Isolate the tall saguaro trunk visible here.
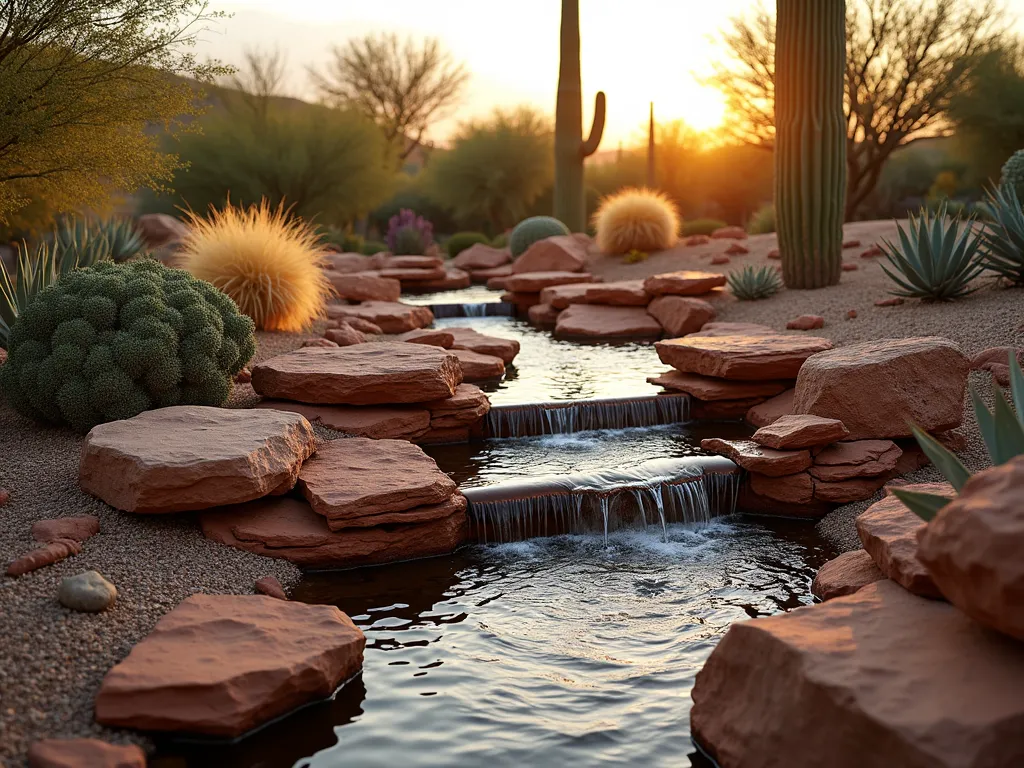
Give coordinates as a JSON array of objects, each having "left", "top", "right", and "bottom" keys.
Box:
[
  {"left": 554, "top": 0, "right": 606, "bottom": 233},
  {"left": 774, "top": 0, "right": 847, "bottom": 289},
  {"left": 647, "top": 102, "right": 655, "bottom": 188}
]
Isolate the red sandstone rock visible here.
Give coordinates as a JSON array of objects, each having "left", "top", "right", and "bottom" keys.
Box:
[
  {"left": 643, "top": 271, "right": 727, "bottom": 297},
  {"left": 343, "top": 317, "right": 384, "bottom": 335},
  {"left": 503, "top": 271, "right": 595, "bottom": 293},
  {"left": 746, "top": 388, "right": 796, "bottom": 427},
  {"left": 255, "top": 576, "right": 287, "bottom": 600},
  {"left": 7, "top": 538, "right": 82, "bottom": 577},
  {"left": 767, "top": 248, "right": 780, "bottom": 259},
  {"left": 201, "top": 495, "right": 467, "bottom": 569},
  {"left": 94, "top": 594, "right": 365, "bottom": 737},
  {"left": 79, "top": 407, "right": 316, "bottom": 514},
  {"left": 647, "top": 296, "right": 716, "bottom": 337},
  {"left": 381, "top": 254, "right": 443, "bottom": 270},
  {"left": 136, "top": 213, "right": 188, "bottom": 250},
  {"left": 724, "top": 243, "right": 749, "bottom": 255},
  {"left": 786, "top": 314, "right": 824, "bottom": 331},
  {"left": 453, "top": 348, "right": 506, "bottom": 380},
  {"left": 254, "top": 401, "right": 431, "bottom": 440},
  {"left": 752, "top": 414, "right": 849, "bottom": 449},
  {"left": 409, "top": 268, "right": 472, "bottom": 292},
  {"left": 690, "top": 579, "right": 1024, "bottom": 768},
  {"left": 447, "top": 327, "right": 520, "bottom": 364},
  {"left": 471, "top": 264, "right": 513, "bottom": 283},
  {"left": 326, "top": 301, "right": 433, "bottom": 334},
  {"left": 397, "top": 328, "right": 455, "bottom": 347},
  {"left": 379, "top": 266, "right": 447, "bottom": 283},
  {"left": 510, "top": 235, "right": 587, "bottom": 274},
  {"left": 252, "top": 343, "right": 462, "bottom": 405},
  {"left": 297, "top": 438, "right": 457, "bottom": 530},
  {"left": 711, "top": 226, "right": 747, "bottom": 240},
  {"left": 689, "top": 322, "right": 777, "bottom": 337},
  {"left": 701, "top": 438, "right": 812, "bottom": 477},
  {"left": 657, "top": 335, "right": 833, "bottom": 380},
  {"left": 0, "top": 488, "right": 9, "bottom": 507},
  {"left": 425, "top": 383, "right": 490, "bottom": 429},
  {"left": 31, "top": 516, "right": 100, "bottom": 544},
  {"left": 874, "top": 297, "right": 904, "bottom": 307},
  {"left": 580, "top": 280, "right": 651, "bottom": 306},
  {"left": 527, "top": 302, "right": 561, "bottom": 327},
  {"left": 692, "top": 397, "right": 768, "bottom": 420},
  {"left": 846, "top": 309, "right": 858, "bottom": 319},
  {"left": 27, "top": 738, "right": 145, "bottom": 768},
  {"left": 324, "top": 271, "right": 401, "bottom": 302},
  {"left": 323, "top": 251, "right": 374, "bottom": 273},
  {"left": 452, "top": 243, "right": 511, "bottom": 271},
  {"left": 749, "top": 471, "right": 814, "bottom": 505},
  {"left": 488, "top": 275, "right": 511, "bottom": 290},
  {"left": 794, "top": 337, "right": 969, "bottom": 440},
  {"left": 417, "top": 426, "right": 473, "bottom": 445},
  {"left": 499, "top": 291, "right": 542, "bottom": 312},
  {"left": 811, "top": 549, "right": 885, "bottom": 601},
  {"left": 842, "top": 262, "right": 858, "bottom": 272},
  {"left": 234, "top": 368, "right": 252, "bottom": 384},
  {"left": 813, "top": 474, "right": 892, "bottom": 503},
  {"left": 323, "top": 323, "right": 366, "bottom": 347},
  {"left": 842, "top": 239, "right": 861, "bottom": 248},
  {"left": 555, "top": 304, "right": 662, "bottom": 340},
  {"left": 737, "top": 483, "right": 833, "bottom": 519},
  {"left": 856, "top": 484, "right": 954, "bottom": 598},
  {"left": 809, "top": 440, "right": 902, "bottom": 481},
  {"left": 685, "top": 235, "right": 711, "bottom": 246},
  {"left": 710, "top": 254, "right": 731, "bottom": 265},
  {"left": 302, "top": 337, "right": 338, "bottom": 349},
  {"left": 971, "top": 347, "right": 1023, "bottom": 386},
  {"left": 859, "top": 244, "right": 884, "bottom": 258},
  {"left": 918, "top": 457, "right": 1024, "bottom": 640},
  {"left": 539, "top": 283, "right": 590, "bottom": 309},
  {"left": 647, "top": 371, "right": 790, "bottom": 401}
]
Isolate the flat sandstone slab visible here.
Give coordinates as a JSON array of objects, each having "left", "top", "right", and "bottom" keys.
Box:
[
  {"left": 656, "top": 335, "right": 833, "bottom": 381},
  {"left": 555, "top": 304, "right": 662, "bottom": 339},
  {"left": 94, "top": 594, "right": 365, "bottom": 738},
  {"left": 251, "top": 343, "right": 462, "bottom": 405},
  {"left": 503, "top": 271, "right": 595, "bottom": 293},
  {"left": 79, "top": 407, "right": 316, "bottom": 514},
  {"left": 648, "top": 370, "right": 791, "bottom": 402},
  {"left": 753, "top": 414, "right": 849, "bottom": 449},
  {"left": 326, "top": 301, "right": 433, "bottom": 334},
  {"left": 254, "top": 400, "right": 431, "bottom": 440},
  {"left": 643, "top": 271, "right": 727, "bottom": 296}
]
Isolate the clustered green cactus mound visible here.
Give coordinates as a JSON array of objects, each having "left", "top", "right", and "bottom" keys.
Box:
[
  {"left": 0, "top": 259, "right": 256, "bottom": 432},
  {"left": 509, "top": 216, "right": 571, "bottom": 257},
  {"left": 1000, "top": 149, "right": 1024, "bottom": 203}
]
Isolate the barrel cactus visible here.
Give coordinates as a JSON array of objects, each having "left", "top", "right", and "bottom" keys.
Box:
[
  {"left": 0, "top": 259, "right": 255, "bottom": 432},
  {"left": 509, "top": 216, "right": 571, "bottom": 257},
  {"left": 999, "top": 150, "right": 1024, "bottom": 203}
]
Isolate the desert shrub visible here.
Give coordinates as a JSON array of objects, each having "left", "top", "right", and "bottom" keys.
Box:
[
  {"left": 624, "top": 249, "right": 649, "bottom": 264},
  {"left": 447, "top": 232, "right": 490, "bottom": 258},
  {"left": 682, "top": 218, "right": 728, "bottom": 236},
  {"left": 1, "top": 242, "right": 68, "bottom": 348},
  {"left": 180, "top": 200, "right": 332, "bottom": 332},
  {"left": 593, "top": 188, "right": 679, "bottom": 255},
  {"left": 978, "top": 183, "right": 1024, "bottom": 285},
  {"left": 747, "top": 203, "right": 776, "bottom": 234},
  {"left": 1000, "top": 149, "right": 1024, "bottom": 202},
  {"left": 727, "top": 265, "right": 783, "bottom": 300},
  {"left": 386, "top": 209, "right": 434, "bottom": 256},
  {"left": 0, "top": 259, "right": 255, "bottom": 431},
  {"left": 509, "top": 216, "right": 571, "bottom": 257},
  {"left": 491, "top": 233, "right": 509, "bottom": 248},
  {"left": 879, "top": 203, "right": 985, "bottom": 300},
  {"left": 369, "top": 185, "right": 457, "bottom": 237},
  {"left": 361, "top": 240, "right": 388, "bottom": 256}
]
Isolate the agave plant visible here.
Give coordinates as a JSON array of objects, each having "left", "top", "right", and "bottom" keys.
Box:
[
  {"left": 727, "top": 264, "right": 783, "bottom": 301},
  {"left": 878, "top": 203, "right": 985, "bottom": 300},
  {"left": 0, "top": 241, "right": 70, "bottom": 348},
  {"left": 54, "top": 216, "right": 147, "bottom": 266},
  {"left": 977, "top": 184, "right": 1024, "bottom": 285},
  {"left": 893, "top": 351, "right": 1024, "bottom": 521}
]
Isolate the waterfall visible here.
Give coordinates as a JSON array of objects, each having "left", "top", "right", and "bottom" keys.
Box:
[
  {"left": 464, "top": 456, "right": 741, "bottom": 544},
  {"left": 483, "top": 394, "right": 691, "bottom": 438},
  {"left": 427, "top": 302, "right": 515, "bottom": 319}
]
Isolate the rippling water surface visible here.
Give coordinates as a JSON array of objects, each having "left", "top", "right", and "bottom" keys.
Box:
[{"left": 154, "top": 520, "right": 834, "bottom": 768}]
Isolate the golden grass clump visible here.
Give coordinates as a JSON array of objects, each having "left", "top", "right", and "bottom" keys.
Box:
[
  {"left": 593, "top": 187, "right": 680, "bottom": 255},
  {"left": 181, "top": 200, "right": 333, "bottom": 332}
]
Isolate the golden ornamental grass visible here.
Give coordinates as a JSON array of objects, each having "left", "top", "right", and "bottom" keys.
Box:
[
  {"left": 181, "top": 200, "right": 333, "bottom": 332},
  {"left": 593, "top": 187, "right": 680, "bottom": 255}
]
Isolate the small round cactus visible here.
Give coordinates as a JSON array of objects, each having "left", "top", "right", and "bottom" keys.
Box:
[
  {"left": 509, "top": 216, "right": 571, "bottom": 257},
  {"left": 1000, "top": 150, "right": 1024, "bottom": 202},
  {"left": 0, "top": 259, "right": 255, "bottom": 431}
]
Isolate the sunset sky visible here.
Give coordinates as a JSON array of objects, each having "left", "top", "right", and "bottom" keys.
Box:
[{"left": 195, "top": 1, "right": 1024, "bottom": 148}]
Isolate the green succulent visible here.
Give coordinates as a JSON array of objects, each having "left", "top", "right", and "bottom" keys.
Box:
[
  {"left": 0, "top": 259, "right": 255, "bottom": 432},
  {"left": 878, "top": 203, "right": 985, "bottom": 300},
  {"left": 999, "top": 149, "right": 1024, "bottom": 203},
  {"left": 727, "top": 264, "right": 783, "bottom": 300},
  {"left": 747, "top": 203, "right": 776, "bottom": 235},
  {"left": 55, "top": 216, "right": 147, "bottom": 266},
  {"left": 894, "top": 352, "right": 1024, "bottom": 521},
  {"left": 624, "top": 249, "right": 648, "bottom": 264},
  {"left": 491, "top": 232, "right": 509, "bottom": 249},
  {"left": 392, "top": 225, "right": 428, "bottom": 256},
  {"left": 509, "top": 216, "right": 570, "bottom": 257},
  {"left": 360, "top": 240, "right": 387, "bottom": 256},
  {"left": 978, "top": 184, "right": 1024, "bottom": 285},
  {"left": 1, "top": 241, "right": 69, "bottom": 348},
  {"left": 446, "top": 231, "right": 490, "bottom": 258}
]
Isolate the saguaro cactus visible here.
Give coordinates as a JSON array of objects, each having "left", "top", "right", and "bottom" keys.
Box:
[
  {"left": 774, "top": 0, "right": 847, "bottom": 289},
  {"left": 647, "top": 102, "right": 655, "bottom": 188},
  {"left": 554, "top": 0, "right": 605, "bottom": 233}
]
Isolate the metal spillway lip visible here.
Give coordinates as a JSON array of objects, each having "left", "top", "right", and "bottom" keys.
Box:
[
  {"left": 461, "top": 455, "right": 739, "bottom": 504},
  {"left": 482, "top": 393, "right": 692, "bottom": 438}
]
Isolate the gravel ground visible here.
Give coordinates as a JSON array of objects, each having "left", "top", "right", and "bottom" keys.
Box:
[{"left": 588, "top": 220, "right": 1023, "bottom": 550}]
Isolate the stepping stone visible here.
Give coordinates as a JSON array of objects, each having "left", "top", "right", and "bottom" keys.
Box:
[
  {"left": 32, "top": 516, "right": 100, "bottom": 544},
  {"left": 94, "top": 594, "right": 365, "bottom": 737},
  {"left": 811, "top": 549, "right": 885, "bottom": 601},
  {"left": 254, "top": 401, "right": 431, "bottom": 441},
  {"left": 752, "top": 414, "right": 849, "bottom": 449},
  {"left": 323, "top": 251, "right": 374, "bottom": 273},
  {"left": 701, "top": 438, "right": 812, "bottom": 477},
  {"left": 856, "top": 483, "right": 954, "bottom": 598},
  {"left": 690, "top": 580, "right": 1024, "bottom": 768},
  {"left": 539, "top": 283, "right": 592, "bottom": 309},
  {"left": 397, "top": 328, "right": 455, "bottom": 347},
  {"left": 555, "top": 305, "right": 662, "bottom": 340},
  {"left": 643, "top": 270, "right": 727, "bottom": 296},
  {"left": 251, "top": 343, "right": 462, "bottom": 405},
  {"left": 326, "top": 301, "right": 433, "bottom": 334},
  {"left": 649, "top": 371, "right": 790, "bottom": 401},
  {"left": 407, "top": 268, "right": 472, "bottom": 292},
  {"left": 657, "top": 335, "right": 833, "bottom": 381},
  {"left": 79, "top": 407, "right": 316, "bottom": 514},
  {"left": 528, "top": 302, "right": 561, "bottom": 327},
  {"left": 647, "top": 296, "right": 716, "bottom": 337},
  {"left": 380, "top": 254, "right": 443, "bottom": 270},
  {"left": 452, "top": 243, "right": 511, "bottom": 271},
  {"left": 541, "top": 280, "right": 649, "bottom": 308},
  {"left": 453, "top": 348, "right": 506, "bottom": 380},
  {"left": 499, "top": 291, "right": 542, "bottom": 312},
  {"left": 746, "top": 388, "right": 796, "bottom": 427},
  {"left": 447, "top": 327, "right": 520, "bottom": 364},
  {"left": 503, "top": 271, "right": 595, "bottom": 293},
  {"left": 323, "top": 272, "right": 400, "bottom": 302},
  {"left": 809, "top": 440, "right": 902, "bottom": 481},
  {"left": 379, "top": 266, "right": 446, "bottom": 282},
  {"left": 510, "top": 236, "right": 587, "bottom": 274},
  {"left": 201, "top": 495, "right": 468, "bottom": 569},
  {"left": 297, "top": 438, "right": 457, "bottom": 530},
  {"left": 794, "top": 337, "right": 969, "bottom": 440},
  {"left": 28, "top": 738, "right": 145, "bottom": 768},
  {"left": 425, "top": 383, "right": 491, "bottom": 429},
  {"left": 471, "top": 264, "right": 513, "bottom": 283}
]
